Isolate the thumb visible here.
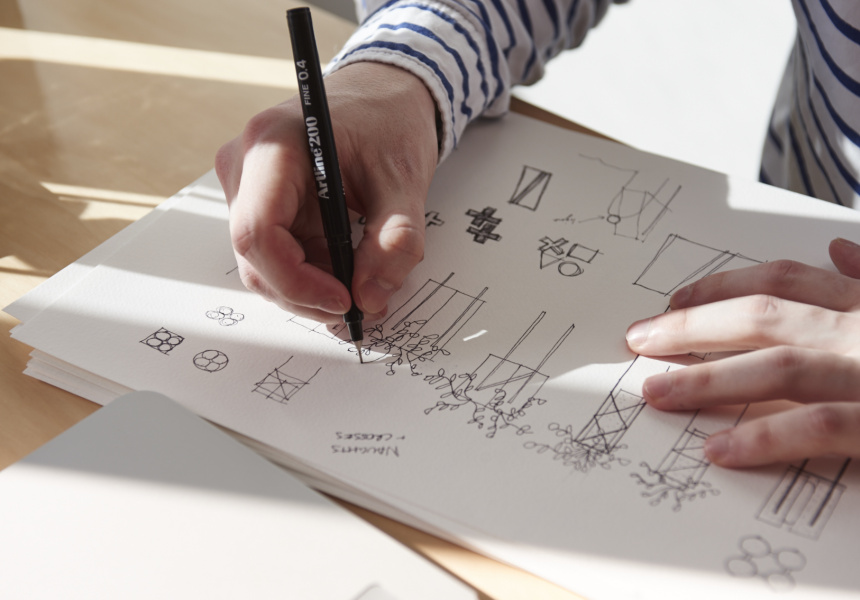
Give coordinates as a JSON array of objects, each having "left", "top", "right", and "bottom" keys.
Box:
[{"left": 830, "top": 237, "right": 860, "bottom": 279}]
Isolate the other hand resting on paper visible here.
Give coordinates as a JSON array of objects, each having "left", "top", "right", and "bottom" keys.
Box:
[
  {"left": 215, "top": 62, "right": 438, "bottom": 323},
  {"left": 626, "top": 237, "right": 860, "bottom": 468}
]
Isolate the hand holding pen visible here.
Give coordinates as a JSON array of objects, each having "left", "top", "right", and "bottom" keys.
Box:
[{"left": 214, "top": 24, "right": 439, "bottom": 340}]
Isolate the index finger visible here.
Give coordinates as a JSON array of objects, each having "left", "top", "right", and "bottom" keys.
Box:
[{"left": 670, "top": 259, "right": 860, "bottom": 312}]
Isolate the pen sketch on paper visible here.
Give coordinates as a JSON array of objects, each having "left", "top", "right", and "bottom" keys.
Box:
[
  {"left": 358, "top": 210, "right": 446, "bottom": 229},
  {"left": 577, "top": 155, "right": 679, "bottom": 242},
  {"left": 206, "top": 306, "right": 245, "bottom": 326},
  {"left": 287, "top": 315, "right": 350, "bottom": 343},
  {"left": 425, "top": 210, "right": 444, "bottom": 228},
  {"left": 757, "top": 458, "right": 851, "bottom": 540},
  {"left": 252, "top": 357, "right": 321, "bottom": 405},
  {"left": 425, "top": 311, "right": 574, "bottom": 439},
  {"left": 525, "top": 356, "right": 667, "bottom": 472},
  {"left": 193, "top": 349, "right": 229, "bottom": 373},
  {"left": 538, "top": 236, "right": 601, "bottom": 278},
  {"left": 509, "top": 165, "right": 552, "bottom": 211},
  {"left": 140, "top": 327, "right": 185, "bottom": 355},
  {"left": 634, "top": 234, "right": 762, "bottom": 296},
  {"left": 465, "top": 206, "right": 502, "bottom": 243},
  {"left": 724, "top": 535, "right": 806, "bottom": 592},
  {"left": 631, "top": 405, "right": 747, "bottom": 511},
  {"left": 364, "top": 273, "right": 487, "bottom": 375}
]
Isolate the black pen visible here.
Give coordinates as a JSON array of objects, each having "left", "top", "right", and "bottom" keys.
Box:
[{"left": 287, "top": 7, "right": 364, "bottom": 363}]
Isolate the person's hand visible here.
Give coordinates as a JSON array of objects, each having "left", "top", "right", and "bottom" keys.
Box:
[
  {"left": 626, "top": 237, "right": 860, "bottom": 468},
  {"left": 215, "top": 62, "right": 439, "bottom": 323}
]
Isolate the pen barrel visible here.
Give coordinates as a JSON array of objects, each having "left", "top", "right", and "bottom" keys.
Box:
[
  {"left": 288, "top": 8, "right": 363, "bottom": 339},
  {"left": 287, "top": 7, "right": 352, "bottom": 241},
  {"left": 328, "top": 238, "right": 364, "bottom": 340}
]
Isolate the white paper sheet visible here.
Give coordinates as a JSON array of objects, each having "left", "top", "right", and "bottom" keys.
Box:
[
  {"left": 0, "top": 391, "right": 475, "bottom": 600},
  {"left": 11, "top": 113, "right": 860, "bottom": 599}
]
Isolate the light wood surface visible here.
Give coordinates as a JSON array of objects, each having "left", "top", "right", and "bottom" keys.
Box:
[{"left": 0, "top": 2, "right": 593, "bottom": 598}]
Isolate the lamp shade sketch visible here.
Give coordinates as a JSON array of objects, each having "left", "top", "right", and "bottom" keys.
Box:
[
  {"left": 634, "top": 234, "right": 762, "bottom": 296},
  {"left": 366, "top": 273, "right": 487, "bottom": 373},
  {"left": 632, "top": 405, "right": 748, "bottom": 511},
  {"left": 425, "top": 312, "right": 574, "bottom": 439},
  {"left": 579, "top": 155, "right": 679, "bottom": 242}
]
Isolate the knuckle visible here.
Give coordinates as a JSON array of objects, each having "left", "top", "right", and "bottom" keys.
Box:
[
  {"left": 238, "top": 267, "right": 266, "bottom": 297},
  {"left": 770, "top": 345, "right": 804, "bottom": 374},
  {"left": 746, "top": 293, "right": 782, "bottom": 320},
  {"left": 242, "top": 107, "right": 282, "bottom": 147},
  {"left": 763, "top": 259, "right": 802, "bottom": 291},
  {"left": 381, "top": 222, "right": 425, "bottom": 264},
  {"left": 689, "top": 365, "right": 714, "bottom": 391},
  {"left": 805, "top": 404, "right": 845, "bottom": 441},
  {"left": 748, "top": 421, "right": 778, "bottom": 456},
  {"left": 214, "top": 140, "right": 236, "bottom": 184},
  {"left": 766, "top": 346, "right": 805, "bottom": 392},
  {"left": 230, "top": 221, "right": 261, "bottom": 259}
]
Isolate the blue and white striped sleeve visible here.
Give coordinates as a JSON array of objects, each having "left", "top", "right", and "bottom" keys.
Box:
[
  {"left": 327, "top": 0, "right": 627, "bottom": 162},
  {"left": 762, "top": 0, "right": 860, "bottom": 208}
]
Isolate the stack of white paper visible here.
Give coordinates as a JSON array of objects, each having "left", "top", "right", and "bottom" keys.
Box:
[
  {"left": 7, "top": 113, "right": 860, "bottom": 599},
  {"left": 0, "top": 390, "right": 476, "bottom": 599}
]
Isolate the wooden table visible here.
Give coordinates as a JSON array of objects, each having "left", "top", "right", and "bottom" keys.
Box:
[{"left": 0, "top": 2, "right": 599, "bottom": 597}]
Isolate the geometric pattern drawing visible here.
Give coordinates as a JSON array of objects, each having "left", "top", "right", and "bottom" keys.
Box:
[
  {"left": 538, "top": 237, "right": 599, "bottom": 277},
  {"left": 634, "top": 234, "right": 762, "bottom": 296},
  {"left": 287, "top": 315, "right": 348, "bottom": 341},
  {"left": 426, "top": 311, "right": 575, "bottom": 439},
  {"left": 757, "top": 457, "right": 851, "bottom": 540},
  {"left": 193, "top": 349, "right": 229, "bottom": 373},
  {"left": 140, "top": 327, "right": 185, "bottom": 355},
  {"left": 425, "top": 210, "right": 444, "bottom": 228},
  {"left": 580, "top": 155, "right": 679, "bottom": 242},
  {"left": 572, "top": 356, "right": 661, "bottom": 459},
  {"left": 458, "top": 311, "right": 574, "bottom": 414},
  {"left": 525, "top": 355, "right": 668, "bottom": 472},
  {"left": 632, "top": 404, "right": 748, "bottom": 511},
  {"left": 725, "top": 535, "right": 806, "bottom": 592},
  {"left": 367, "top": 273, "right": 487, "bottom": 373},
  {"left": 252, "top": 357, "right": 321, "bottom": 405},
  {"left": 509, "top": 165, "right": 551, "bottom": 211},
  {"left": 465, "top": 206, "right": 502, "bottom": 243},
  {"left": 206, "top": 306, "right": 245, "bottom": 326}
]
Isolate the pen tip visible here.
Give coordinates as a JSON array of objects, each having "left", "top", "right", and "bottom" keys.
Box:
[{"left": 354, "top": 341, "right": 364, "bottom": 364}]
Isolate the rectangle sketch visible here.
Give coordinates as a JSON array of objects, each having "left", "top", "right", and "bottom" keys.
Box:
[
  {"left": 509, "top": 165, "right": 552, "bottom": 211},
  {"left": 757, "top": 458, "right": 851, "bottom": 540},
  {"left": 634, "top": 234, "right": 762, "bottom": 296},
  {"left": 253, "top": 357, "right": 321, "bottom": 405}
]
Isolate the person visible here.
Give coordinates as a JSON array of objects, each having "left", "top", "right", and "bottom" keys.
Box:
[{"left": 215, "top": 0, "right": 860, "bottom": 468}]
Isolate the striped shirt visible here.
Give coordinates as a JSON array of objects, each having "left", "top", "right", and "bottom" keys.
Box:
[{"left": 329, "top": 0, "right": 860, "bottom": 208}]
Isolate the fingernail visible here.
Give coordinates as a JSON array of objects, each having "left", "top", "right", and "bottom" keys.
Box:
[
  {"left": 834, "top": 237, "right": 860, "bottom": 250},
  {"left": 671, "top": 285, "right": 692, "bottom": 308},
  {"left": 321, "top": 298, "right": 348, "bottom": 314},
  {"left": 625, "top": 318, "right": 652, "bottom": 350},
  {"left": 359, "top": 278, "right": 395, "bottom": 315},
  {"left": 642, "top": 373, "right": 671, "bottom": 404},
  {"left": 705, "top": 431, "right": 731, "bottom": 464}
]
